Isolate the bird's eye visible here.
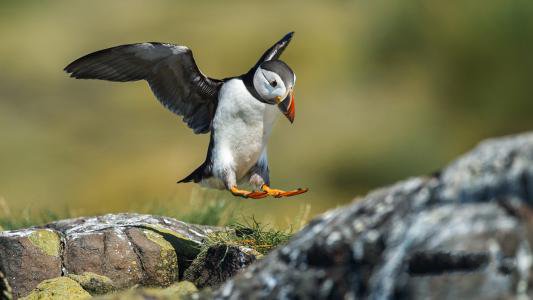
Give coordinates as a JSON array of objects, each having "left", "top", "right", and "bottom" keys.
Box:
[{"left": 270, "top": 80, "right": 277, "bottom": 87}]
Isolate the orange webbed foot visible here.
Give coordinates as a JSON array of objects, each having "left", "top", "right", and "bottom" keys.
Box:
[
  {"left": 261, "top": 185, "right": 308, "bottom": 198},
  {"left": 230, "top": 186, "right": 268, "bottom": 199}
]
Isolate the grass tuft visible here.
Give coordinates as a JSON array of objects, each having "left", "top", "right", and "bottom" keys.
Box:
[{"left": 205, "top": 216, "right": 292, "bottom": 255}]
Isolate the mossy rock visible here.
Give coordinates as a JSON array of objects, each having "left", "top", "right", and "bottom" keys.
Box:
[
  {"left": 20, "top": 277, "right": 91, "bottom": 300},
  {"left": 95, "top": 281, "right": 198, "bottom": 300},
  {"left": 28, "top": 229, "right": 60, "bottom": 257},
  {"left": 68, "top": 272, "right": 116, "bottom": 295},
  {"left": 142, "top": 229, "right": 179, "bottom": 285},
  {"left": 142, "top": 224, "right": 201, "bottom": 259}
]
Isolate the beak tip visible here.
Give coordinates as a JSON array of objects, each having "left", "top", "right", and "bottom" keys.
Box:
[{"left": 279, "top": 90, "right": 296, "bottom": 123}]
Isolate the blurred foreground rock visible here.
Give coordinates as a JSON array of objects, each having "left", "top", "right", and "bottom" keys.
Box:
[{"left": 210, "top": 132, "right": 533, "bottom": 299}]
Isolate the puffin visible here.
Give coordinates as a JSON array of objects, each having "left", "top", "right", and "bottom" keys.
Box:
[{"left": 64, "top": 32, "right": 307, "bottom": 199}]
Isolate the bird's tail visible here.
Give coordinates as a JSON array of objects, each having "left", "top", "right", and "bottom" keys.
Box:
[{"left": 177, "top": 164, "right": 206, "bottom": 184}]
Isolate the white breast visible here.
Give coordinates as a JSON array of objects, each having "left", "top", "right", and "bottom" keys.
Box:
[{"left": 209, "top": 78, "right": 278, "bottom": 185}]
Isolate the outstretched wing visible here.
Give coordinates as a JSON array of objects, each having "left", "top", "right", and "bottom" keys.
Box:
[
  {"left": 252, "top": 32, "right": 294, "bottom": 70},
  {"left": 64, "top": 42, "right": 222, "bottom": 134}
]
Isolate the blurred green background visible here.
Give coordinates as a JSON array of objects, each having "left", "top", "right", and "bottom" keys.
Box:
[{"left": 1, "top": 0, "right": 532, "bottom": 228}]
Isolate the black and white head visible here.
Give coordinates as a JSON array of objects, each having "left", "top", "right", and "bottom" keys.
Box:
[
  {"left": 253, "top": 60, "right": 295, "bottom": 105},
  {"left": 246, "top": 32, "right": 297, "bottom": 122}
]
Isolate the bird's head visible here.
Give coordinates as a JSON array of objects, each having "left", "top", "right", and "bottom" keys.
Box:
[{"left": 253, "top": 60, "right": 296, "bottom": 122}]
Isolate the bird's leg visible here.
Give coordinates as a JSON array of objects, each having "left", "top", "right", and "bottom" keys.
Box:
[
  {"left": 261, "top": 184, "right": 308, "bottom": 198},
  {"left": 222, "top": 163, "right": 267, "bottom": 199},
  {"left": 230, "top": 186, "right": 268, "bottom": 199}
]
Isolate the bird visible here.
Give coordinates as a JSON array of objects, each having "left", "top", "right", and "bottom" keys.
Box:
[{"left": 64, "top": 32, "right": 308, "bottom": 199}]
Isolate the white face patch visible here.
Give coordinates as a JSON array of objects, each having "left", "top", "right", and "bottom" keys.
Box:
[{"left": 253, "top": 67, "right": 288, "bottom": 102}]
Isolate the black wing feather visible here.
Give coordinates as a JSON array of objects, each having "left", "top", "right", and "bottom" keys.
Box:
[{"left": 64, "top": 42, "right": 222, "bottom": 134}]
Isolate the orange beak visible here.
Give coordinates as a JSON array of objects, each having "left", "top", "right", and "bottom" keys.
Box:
[{"left": 278, "top": 89, "right": 296, "bottom": 123}]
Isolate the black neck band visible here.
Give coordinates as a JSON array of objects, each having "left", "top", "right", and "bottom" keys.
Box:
[{"left": 241, "top": 70, "right": 270, "bottom": 104}]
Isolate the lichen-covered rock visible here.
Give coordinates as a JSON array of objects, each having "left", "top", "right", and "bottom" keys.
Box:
[
  {"left": 0, "top": 229, "right": 62, "bottom": 298},
  {"left": 141, "top": 224, "right": 202, "bottom": 259},
  {"left": 125, "top": 228, "right": 178, "bottom": 286},
  {"left": 50, "top": 213, "right": 214, "bottom": 274},
  {"left": 0, "top": 214, "right": 221, "bottom": 299},
  {"left": 209, "top": 132, "right": 533, "bottom": 299},
  {"left": 52, "top": 213, "right": 219, "bottom": 286},
  {"left": 47, "top": 213, "right": 214, "bottom": 258},
  {"left": 95, "top": 280, "right": 198, "bottom": 300},
  {"left": 184, "top": 244, "right": 258, "bottom": 288},
  {"left": 67, "top": 272, "right": 116, "bottom": 295},
  {"left": 20, "top": 277, "right": 90, "bottom": 300}
]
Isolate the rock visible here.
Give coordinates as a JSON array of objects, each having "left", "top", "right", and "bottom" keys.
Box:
[
  {"left": 125, "top": 228, "right": 178, "bottom": 286},
  {"left": 49, "top": 213, "right": 218, "bottom": 268},
  {"left": 67, "top": 272, "right": 116, "bottom": 295},
  {"left": 95, "top": 280, "right": 198, "bottom": 300},
  {"left": 20, "top": 277, "right": 90, "bottom": 300},
  {"left": 209, "top": 132, "right": 533, "bottom": 299},
  {"left": 0, "top": 213, "right": 220, "bottom": 299},
  {"left": 0, "top": 229, "right": 62, "bottom": 299},
  {"left": 184, "top": 244, "right": 258, "bottom": 288},
  {"left": 63, "top": 228, "right": 143, "bottom": 289}
]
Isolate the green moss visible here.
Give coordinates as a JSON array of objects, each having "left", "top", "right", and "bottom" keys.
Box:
[
  {"left": 67, "top": 272, "right": 115, "bottom": 295},
  {"left": 141, "top": 281, "right": 197, "bottom": 298},
  {"left": 142, "top": 224, "right": 200, "bottom": 258},
  {"left": 20, "top": 277, "right": 91, "bottom": 300},
  {"left": 143, "top": 229, "right": 174, "bottom": 253},
  {"left": 28, "top": 229, "right": 60, "bottom": 257},
  {"left": 95, "top": 281, "right": 197, "bottom": 300},
  {"left": 142, "top": 229, "right": 178, "bottom": 285},
  {"left": 143, "top": 224, "right": 187, "bottom": 241}
]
